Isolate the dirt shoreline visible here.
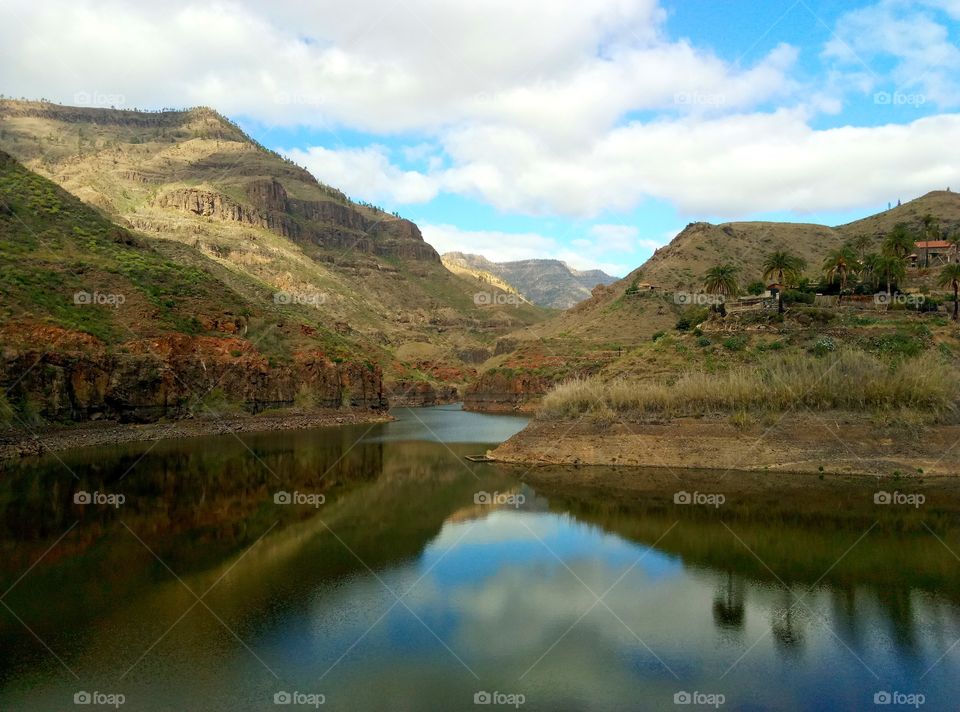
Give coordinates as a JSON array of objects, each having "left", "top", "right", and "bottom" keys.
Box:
[
  {"left": 489, "top": 414, "right": 960, "bottom": 477},
  {"left": 0, "top": 409, "right": 393, "bottom": 460}
]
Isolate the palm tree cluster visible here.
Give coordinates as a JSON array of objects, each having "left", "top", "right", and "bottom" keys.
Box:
[{"left": 699, "top": 217, "right": 960, "bottom": 320}]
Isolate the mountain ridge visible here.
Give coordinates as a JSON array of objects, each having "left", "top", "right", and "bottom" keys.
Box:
[
  {"left": 441, "top": 251, "right": 617, "bottom": 309},
  {"left": 0, "top": 99, "right": 549, "bottom": 402}
]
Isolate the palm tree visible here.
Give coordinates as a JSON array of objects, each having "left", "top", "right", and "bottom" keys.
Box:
[
  {"left": 822, "top": 247, "right": 859, "bottom": 305},
  {"left": 762, "top": 251, "right": 806, "bottom": 314},
  {"left": 883, "top": 223, "right": 915, "bottom": 261},
  {"left": 938, "top": 264, "right": 960, "bottom": 321},
  {"left": 920, "top": 214, "right": 941, "bottom": 268},
  {"left": 849, "top": 234, "right": 873, "bottom": 263},
  {"left": 869, "top": 253, "right": 906, "bottom": 297},
  {"left": 702, "top": 264, "right": 739, "bottom": 317}
]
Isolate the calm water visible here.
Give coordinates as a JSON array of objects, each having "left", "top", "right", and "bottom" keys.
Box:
[{"left": 1, "top": 405, "right": 959, "bottom": 711}]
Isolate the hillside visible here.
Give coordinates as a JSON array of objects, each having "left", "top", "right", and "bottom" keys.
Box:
[
  {"left": 442, "top": 252, "right": 617, "bottom": 308},
  {"left": 635, "top": 192, "right": 960, "bottom": 291},
  {"left": 0, "top": 150, "right": 385, "bottom": 424},
  {"left": 465, "top": 190, "right": 960, "bottom": 411},
  {"left": 0, "top": 100, "right": 548, "bottom": 401}
]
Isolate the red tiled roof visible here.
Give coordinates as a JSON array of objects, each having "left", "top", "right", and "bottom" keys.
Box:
[{"left": 915, "top": 240, "right": 952, "bottom": 249}]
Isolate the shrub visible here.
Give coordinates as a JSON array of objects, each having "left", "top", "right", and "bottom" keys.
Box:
[
  {"left": 696, "top": 336, "right": 712, "bottom": 347},
  {"left": 652, "top": 330, "right": 667, "bottom": 341},
  {"left": 812, "top": 337, "right": 836, "bottom": 357},
  {"left": 676, "top": 306, "right": 710, "bottom": 332},
  {"left": 782, "top": 289, "right": 815, "bottom": 305},
  {"left": 746, "top": 280, "right": 766, "bottom": 296},
  {"left": 862, "top": 332, "right": 925, "bottom": 359},
  {"left": 723, "top": 335, "right": 748, "bottom": 351}
]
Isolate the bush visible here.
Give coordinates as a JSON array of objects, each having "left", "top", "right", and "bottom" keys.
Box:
[
  {"left": 723, "top": 335, "right": 748, "bottom": 351},
  {"left": 652, "top": 330, "right": 667, "bottom": 341},
  {"left": 676, "top": 306, "right": 710, "bottom": 331},
  {"left": 812, "top": 337, "right": 836, "bottom": 357},
  {"left": 782, "top": 289, "right": 815, "bottom": 305},
  {"left": 862, "top": 332, "right": 926, "bottom": 359},
  {"left": 794, "top": 307, "right": 837, "bottom": 324},
  {"left": 696, "top": 336, "right": 712, "bottom": 347},
  {"left": 746, "top": 280, "right": 766, "bottom": 296}
]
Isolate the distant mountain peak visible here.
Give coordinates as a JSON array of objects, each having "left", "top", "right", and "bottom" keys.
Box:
[{"left": 441, "top": 252, "right": 617, "bottom": 309}]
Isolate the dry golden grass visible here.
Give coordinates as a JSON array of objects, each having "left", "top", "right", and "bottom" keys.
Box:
[{"left": 540, "top": 349, "right": 960, "bottom": 422}]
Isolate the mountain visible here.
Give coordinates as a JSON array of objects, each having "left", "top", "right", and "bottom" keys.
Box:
[
  {"left": 634, "top": 191, "right": 960, "bottom": 291},
  {"left": 464, "top": 189, "right": 960, "bottom": 411},
  {"left": 0, "top": 100, "right": 548, "bottom": 402},
  {"left": 0, "top": 149, "right": 385, "bottom": 423},
  {"left": 442, "top": 252, "right": 617, "bottom": 309}
]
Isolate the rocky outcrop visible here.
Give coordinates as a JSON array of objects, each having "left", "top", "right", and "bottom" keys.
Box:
[
  {"left": 0, "top": 335, "right": 386, "bottom": 424},
  {"left": 246, "top": 178, "right": 289, "bottom": 213},
  {"left": 463, "top": 371, "right": 557, "bottom": 413},
  {"left": 155, "top": 185, "right": 440, "bottom": 262},
  {"left": 385, "top": 380, "right": 459, "bottom": 407}
]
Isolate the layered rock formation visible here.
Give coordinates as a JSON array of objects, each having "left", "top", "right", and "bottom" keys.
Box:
[
  {"left": 1, "top": 335, "right": 385, "bottom": 423},
  {"left": 155, "top": 182, "right": 439, "bottom": 262}
]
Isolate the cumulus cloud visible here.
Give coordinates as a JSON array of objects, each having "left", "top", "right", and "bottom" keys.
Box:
[
  {"left": 284, "top": 145, "right": 440, "bottom": 204},
  {"left": 1, "top": 0, "right": 957, "bottom": 227},
  {"left": 824, "top": 0, "right": 960, "bottom": 107},
  {"left": 308, "top": 110, "right": 960, "bottom": 217}
]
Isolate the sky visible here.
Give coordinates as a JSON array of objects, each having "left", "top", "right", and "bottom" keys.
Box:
[{"left": 1, "top": 0, "right": 959, "bottom": 276}]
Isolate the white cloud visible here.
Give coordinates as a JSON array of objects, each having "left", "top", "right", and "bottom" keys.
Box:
[
  {"left": 1, "top": 0, "right": 957, "bottom": 229},
  {"left": 283, "top": 145, "right": 440, "bottom": 204},
  {"left": 337, "top": 109, "right": 960, "bottom": 217},
  {"left": 824, "top": 0, "right": 960, "bottom": 107},
  {"left": 0, "top": 0, "right": 796, "bottom": 134}
]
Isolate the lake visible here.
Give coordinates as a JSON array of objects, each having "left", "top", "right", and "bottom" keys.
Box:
[{"left": 1, "top": 405, "right": 958, "bottom": 711}]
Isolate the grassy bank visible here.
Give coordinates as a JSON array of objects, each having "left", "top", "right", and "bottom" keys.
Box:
[{"left": 540, "top": 349, "right": 960, "bottom": 423}]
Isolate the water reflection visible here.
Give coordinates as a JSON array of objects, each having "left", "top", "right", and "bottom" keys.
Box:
[{"left": 0, "top": 409, "right": 959, "bottom": 711}]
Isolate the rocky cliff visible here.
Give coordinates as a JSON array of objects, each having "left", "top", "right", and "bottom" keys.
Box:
[
  {"left": 1, "top": 335, "right": 385, "bottom": 423},
  {"left": 156, "top": 181, "right": 439, "bottom": 262}
]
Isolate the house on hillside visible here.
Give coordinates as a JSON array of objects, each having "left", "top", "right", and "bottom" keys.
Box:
[
  {"left": 624, "top": 282, "right": 660, "bottom": 296},
  {"left": 911, "top": 240, "right": 952, "bottom": 267}
]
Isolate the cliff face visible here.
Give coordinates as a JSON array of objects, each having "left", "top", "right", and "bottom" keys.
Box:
[
  {"left": 156, "top": 182, "right": 439, "bottom": 262},
  {"left": 463, "top": 371, "right": 556, "bottom": 413},
  {"left": 1, "top": 335, "right": 385, "bottom": 423}
]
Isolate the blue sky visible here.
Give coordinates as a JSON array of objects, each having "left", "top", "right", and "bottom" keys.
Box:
[{"left": 2, "top": 0, "right": 958, "bottom": 276}]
